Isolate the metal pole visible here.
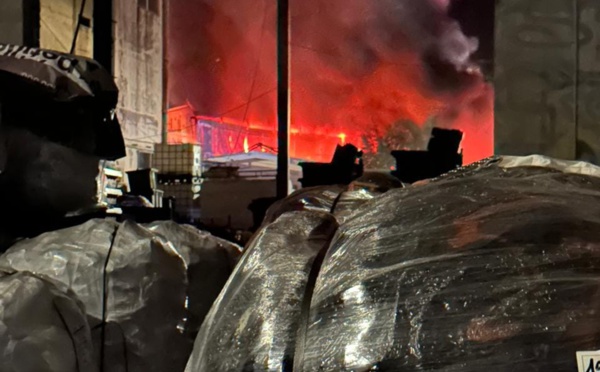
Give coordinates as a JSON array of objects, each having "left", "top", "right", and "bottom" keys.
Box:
[
  {"left": 162, "top": 0, "right": 169, "bottom": 144},
  {"left": 276, "top": 0, "right": 290, "bottom": 199},
  {"left": 574, "top": 0, "right": 580, "bottom": 159}
]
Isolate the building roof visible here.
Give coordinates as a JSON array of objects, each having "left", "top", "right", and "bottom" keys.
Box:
[
  {"left": 204, "top": 151, "right": 303, "bottom": 180},
  {"left": 168, "top": 100, "right": 196, "bottom": 113}
]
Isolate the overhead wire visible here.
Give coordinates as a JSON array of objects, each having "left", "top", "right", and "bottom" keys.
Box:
[
  {"left": 70, "top": 0, "right": 88, "bottom": 54},
  {"left": 124, "top": 2, "right": 345, "bottom": 149},
  {"left": 127, "top": 0, "right": 273, "bottom": 148},
  {"left": 124, "top": 87, "right": 277, "bottom": 142},
  {"left": 230, "top": 0, "right": 270, "bottom": 154}
]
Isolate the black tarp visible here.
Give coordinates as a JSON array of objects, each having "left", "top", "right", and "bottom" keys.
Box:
[{"left": 0, "top": 44, "right": 125, "bottom": 160}]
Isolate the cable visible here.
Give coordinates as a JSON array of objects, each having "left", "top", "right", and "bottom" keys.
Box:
[
  {"left": 125, "top": 87, "right": 277, "bottom": 142},
  {"left": 574, "top": 0, "right": 580, "bottom": 158},
  {"left": 70, "top": 0, "right": 88, "bottom": 54},
  {"left": 100, "top": 225, "right": 119, "bottom": 372}
]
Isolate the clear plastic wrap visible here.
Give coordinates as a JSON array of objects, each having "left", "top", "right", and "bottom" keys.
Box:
[
  {"left": 498, "top": 154, "right": 600, "bottom": 177},
  {"left": 261, "top": 172, "right": 403, "bottom": 230},
  {"left": 332, "top": 189, "right": 379, "bottom": 225},
  {"left": 0, "top": 219, "right": 190, "bottom": 372},
  {"left": 0, "top": 271, "right": 96, "bottom": 372},
  {"left": 348, "top": 171, "right": 405, "bottom": 193},
  {"left": 335, "top": 171, "right": 404, "bottom": 224},
  {"left": 145, "top": 221, "right": 242, "bottom": 335},
  {"left": 262, "top": 185, "right": 345, "bottom": 225},
  {"left": 297, "top": 156, "right": 600, "bottom": 371},
  {"left": 185, "top": 211, "right": 338, "bottom": 372}
]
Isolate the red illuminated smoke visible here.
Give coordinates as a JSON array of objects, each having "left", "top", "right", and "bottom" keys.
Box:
[{"left": 168, "top": 0, "right": 493, "bottom": 163}]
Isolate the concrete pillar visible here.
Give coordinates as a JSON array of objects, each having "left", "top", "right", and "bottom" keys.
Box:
[
  {"left": 0, "top": 0, "right": 39, "bottom": 46},
  {"left": 495, "top": 0, "right": 577, "bottom": 160},
  {"left": 495, "top": 0, "right": 600, "bottom": 163},
  {"left": 575, "top": 0, "right": 600, "bottom": 163}
]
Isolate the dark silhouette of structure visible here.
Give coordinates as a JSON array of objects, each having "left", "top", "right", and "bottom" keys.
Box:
[
  {"left": 299, "top": 144, "right": 364, "bottom": 188},
  {"left": 391, "top": 128, "right": 463, "bottom": 184}
]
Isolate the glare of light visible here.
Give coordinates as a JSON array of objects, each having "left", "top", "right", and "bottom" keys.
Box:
[{"left": 338, "top": 133, "right": 347, "bottom": 145}]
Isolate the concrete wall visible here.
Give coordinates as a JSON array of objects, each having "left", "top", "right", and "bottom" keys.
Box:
[
  {"left": 39, "top": 0, "right": 93, "bottom": 57},
  {"left": 576, "top": 0, "right": 600, "bottom": 162},
  {"left": 495, "top": 0, "right": 600, "bottom": 163},
  {"left": 114, "top": 0, "right": 164, "bottom": 171}
]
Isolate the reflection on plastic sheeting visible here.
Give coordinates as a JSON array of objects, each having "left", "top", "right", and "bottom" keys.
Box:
[
  {"left": 185, "top": 211, "right": 338, "bottom": 372},
  {"left": 0, "top": 272, "right": 96, "bottom": 372},
  {"left": 187, "top": 155, "right": 600, "bottom": 371},
  {"left": 0, "top": 219, "right": 241, "bottom": 372},
  {"left": 300, "top": 156, "right": 600, "bottom": 371}
]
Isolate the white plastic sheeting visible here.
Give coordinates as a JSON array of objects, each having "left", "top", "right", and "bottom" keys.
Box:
[
  {"left": 0, "top": 271, "right": 96, "bottom": 372},
  {"left": 146, "top": 221, "right": 242, "bottom": 337},
  {"left": 0, "top": 219, "right": 241, "bottom": 372}
]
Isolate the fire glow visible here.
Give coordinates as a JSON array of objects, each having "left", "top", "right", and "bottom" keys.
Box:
[{"left": 168, "top": 0, "right": 494, "bottom": 164}]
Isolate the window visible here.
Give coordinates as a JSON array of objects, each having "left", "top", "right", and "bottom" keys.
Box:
[
  {"left": 137, "top": 152, "right": 152, "bottom": 170},
  {"left": 148, "top": 0, "right": 159, "bottom": 15}
]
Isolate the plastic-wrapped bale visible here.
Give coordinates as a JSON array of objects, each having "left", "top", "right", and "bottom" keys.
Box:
[
  {"left": 0, "top": 271, "right": 96, "bottom": 372},
  {"left": 185, "top": 211, "right": 338, "bottom": 372},
  {"left": 297, "top": 155, "right": 600, "bottom": 371},
  {"left": 145, "top": 221, "right": 242, "bottom": 337},
  {"left": 348, "top": 171, "right": 405, "bottom": 193},
  {"left": 334, "top": 171, "right": 404, "bottom": 224},
  {"left": 0, "top": 219, "right": 189, "bottom": 372},
  {"left": 262, "top": 185, "right": 378, "bottom": 228},
  {"left": 332, "top": 189, "right": 379, "bottom": 225},
  {"left": 263, "top": 172, "right": 402, "bottom": 229},
  {"left": 262, "top": 185, "right": 345, "bottom": 225}
]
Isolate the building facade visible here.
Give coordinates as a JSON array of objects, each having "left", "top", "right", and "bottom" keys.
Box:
[
  {"left": 166, "top": 102, "right": 351, "bottom": 162},
  {"left": 113, "top": 0, "right": 164, "bottom": 171},
  {"left": 0, "top": 0, "right": 166, "bottom": 172}
]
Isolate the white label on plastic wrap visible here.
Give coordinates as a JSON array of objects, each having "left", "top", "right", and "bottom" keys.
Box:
[{"left": 576, "top": 351, "right": 600, "bottom": 372}]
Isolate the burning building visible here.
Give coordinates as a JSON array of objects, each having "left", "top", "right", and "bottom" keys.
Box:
[
  {"left": 166, "top": 101, "right": 359, "bottom": 161},
  {"left": 168, "top": 0, "right": 494, "bottom": 165}
]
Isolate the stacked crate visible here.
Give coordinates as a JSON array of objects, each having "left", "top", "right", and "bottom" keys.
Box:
[
  {"left": 154, "top": 144, "right": 202, "bottom": 222},
  {"left": 97, "top": 160, "right": 124, "bottom": 214}
]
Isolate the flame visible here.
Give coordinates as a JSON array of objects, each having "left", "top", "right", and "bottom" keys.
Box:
[
  {"left": 338, "top": 133, "right": 346, "bottom": 145},
  {"left": 243, "top": 136, "right": 249, "bottom": 153},
  {"left": 168, "top": 0, "right": 494, "bottom": 164}
]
